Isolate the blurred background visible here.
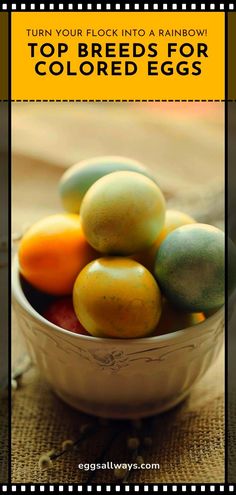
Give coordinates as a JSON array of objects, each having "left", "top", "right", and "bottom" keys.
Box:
[{"left": 12, "top": 102, "right": 224, "bottom": 233}]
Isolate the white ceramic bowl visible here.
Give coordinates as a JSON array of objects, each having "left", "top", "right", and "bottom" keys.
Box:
[{"left": 12, "top": 256, "right": 224, "bottom": 419}]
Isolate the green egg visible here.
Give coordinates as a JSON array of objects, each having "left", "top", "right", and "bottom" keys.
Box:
[
  {"left": 59, "top": 156, "right": 157, "bottom": 213},
  {"left": 154, "top": 223, "right": 225, "bottom": 313}
]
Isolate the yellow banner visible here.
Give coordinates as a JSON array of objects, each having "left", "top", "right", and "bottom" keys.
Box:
[{"left": 12, "top": 12, "right": 224, "bottom": 100}]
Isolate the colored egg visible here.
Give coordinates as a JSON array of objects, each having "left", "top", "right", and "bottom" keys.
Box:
[
  {"left": 43, "top": 297, "right": 89, "bottom": 335},
  {"left": 155, "top": 209, "right": 196, "bottom": 247},
  {"left": 80, "top": 171, "right": 166, "bottom": 255},
  {"left": 59, "top": 156, "right": 157, "bottom": 213},
  {"left": 153, "top": 299, "right": 205, "bottom": 336},
  {"left": 73, "top": 257, "right": 162, "bottom": 338},
  {"left": 131, "top": 209, "right": 196, "bottom": 272},
  {"left": 154, "top": 223, "right": 225, "bottom": 312},
  {"left": 19, "top": 213, "right": 98, "bottom": 295}
]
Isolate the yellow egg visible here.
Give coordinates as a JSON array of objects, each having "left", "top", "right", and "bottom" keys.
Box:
[
  {"left": 80, "top": 171, "right": 166, "bottom": 255},
  {"left": 131, "top": 209, "right": 196, "bottom": 272},
  {"left": 73, "top": 257, "right": 162, "bottom": 338}
]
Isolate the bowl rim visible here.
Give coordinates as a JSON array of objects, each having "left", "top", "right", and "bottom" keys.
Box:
[{"left": 12, "top": 254, "right": 224, "bottom": 346}]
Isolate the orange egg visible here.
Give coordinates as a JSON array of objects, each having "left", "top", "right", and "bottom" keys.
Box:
[
  {"left": 132, "top": 209, "right": 196, "bottom": 272},
  {"left": 19, "top": 213, "right": 97, "bottom": 295}
]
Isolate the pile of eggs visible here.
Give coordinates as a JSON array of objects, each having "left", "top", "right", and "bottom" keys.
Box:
[{"left": 18, "top": 156, "right": 226, "bottom": 339}]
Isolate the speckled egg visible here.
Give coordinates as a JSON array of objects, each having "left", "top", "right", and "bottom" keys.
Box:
[{"left": 154, "top": 223, "right": 225, "bottom": 312}]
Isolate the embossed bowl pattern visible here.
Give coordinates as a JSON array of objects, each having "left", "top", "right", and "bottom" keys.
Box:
[{"left": 12, "top": 256, "right": 224, "bottom": 419}]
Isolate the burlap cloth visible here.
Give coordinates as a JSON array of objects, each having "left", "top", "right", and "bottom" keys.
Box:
[
  {"left": 11, "top": 350, "right": 224, "bottom": 484},
  {"left": 12, "top": 102, "right": 225, "bottom": 483}
]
